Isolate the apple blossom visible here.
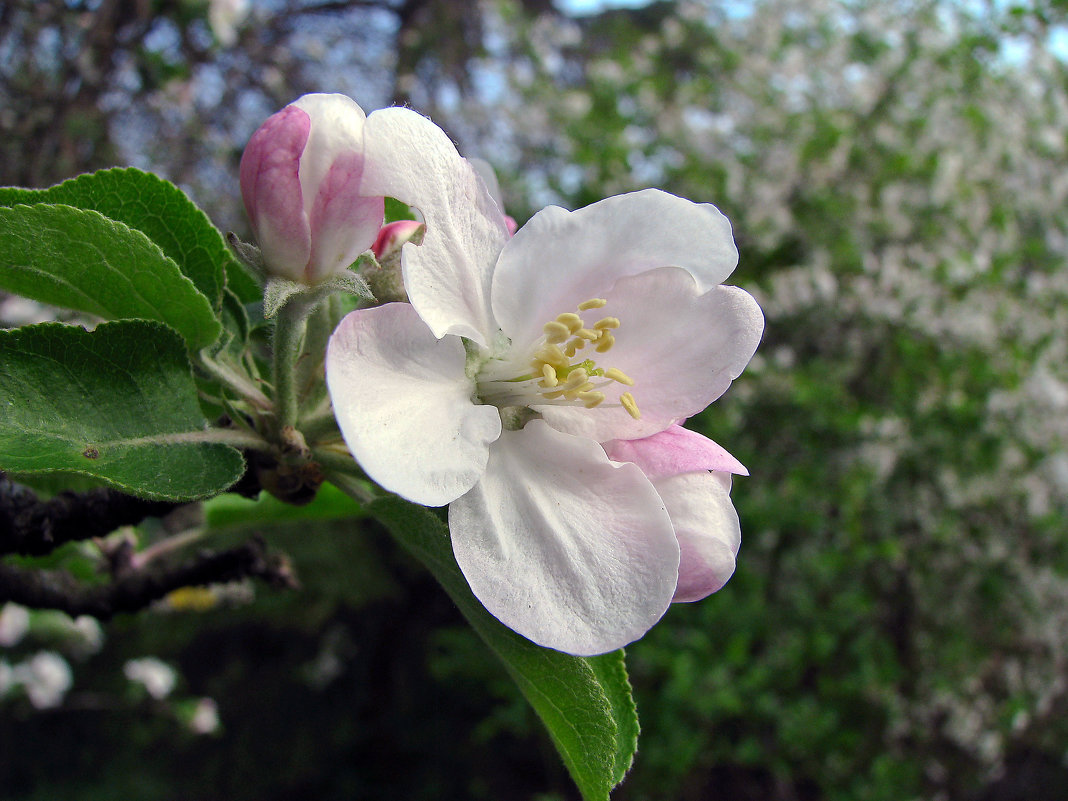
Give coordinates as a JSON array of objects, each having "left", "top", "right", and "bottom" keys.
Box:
[
  {"left": 327, "top": 176, "right": 763, "bottom": 655},
  {"left": 239, "top": 93, "right": 386, "bottom": 284}
]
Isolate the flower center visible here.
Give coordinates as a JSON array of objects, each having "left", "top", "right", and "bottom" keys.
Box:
[{"left": 474, "top": 297, "right": 641, "bottom": 422}]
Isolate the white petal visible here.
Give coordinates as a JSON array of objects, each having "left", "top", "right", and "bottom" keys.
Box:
[
  {"left": 651, "top": 471, "right": 740, "bottom": 603},
  {"left": 361, "top": 107, "right": 510, "bottom": 345},
  {"left": 325, "top": 303, "right": 501, "bottom": 506},
  {"left": 449, "top": 420, "right": 680, "bottom": 656},
  {"left": 491, "top": 189, "right": 738, "bottom": 347},
  {"left": 539, "top": 268, "right": 765, "bottom": 442},
  {"left": 292, "top": 94, "right": 367, "bottom": 217}
]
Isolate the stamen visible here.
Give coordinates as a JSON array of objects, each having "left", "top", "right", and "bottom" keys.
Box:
[
  {"left": 578, "top": 298, "right": 607, "bottom": 311},
  {"left": 620, "top": 392, "right": 641, "bottom": 419},
  {"left": 555, "top": 313, "right": 583, "bottom": 333},
  {"left": 532, "top": 344, "right": 569, "bottom": 370},
  {"left": 595, "top": 333, "right": 615, "bottom": 353},
  {"left": 576, "top": 328, "right": 601, "bottom": 341},
  {"left": 543, "top": 321, "right": 571, "bottom": 344},
  {"left": 578, "top": 390, "right": 606, "bottom": 408},
  {"left": 539, "top": 363, "right": 559, "bottom": 388},
  {"left": 593, "top": 317, "right": 620, "bottom": 330},
  {"left": 562, "top": 369, "right": 589, "bottom": 390},
  {"left": 603, "top": 367, "right": 634, "bottom": 386}
]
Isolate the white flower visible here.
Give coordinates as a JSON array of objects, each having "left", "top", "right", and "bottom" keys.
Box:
[
  {"left": 0, "top": 603, "right": 30, "bottom": 647},
  {"left": 13, "top": 652, "right": 72, "bottom": 709},
  {"left": 124, "top": 657, "right": 177, "bottom": 700},
  {"left": 326, "top": 122, "right": 762, "bottom": 654}
]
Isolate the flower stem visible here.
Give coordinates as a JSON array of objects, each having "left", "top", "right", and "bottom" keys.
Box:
[
  {"left": 325, "top": 471, "right": 377, "bottom": 504},
  {"left": 272, "top": 298, "right": 312, "bottom": 430},
  {"left": 197, "top": 352, "right": 272, "bottom": 410}
]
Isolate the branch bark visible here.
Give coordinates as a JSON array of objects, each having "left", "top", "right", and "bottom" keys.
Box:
[
  {"left": 0, "top": 474, "right": 180, "bottom": 557},
  {"left": 0, "top": 536, "right": 297, "bottom": 619}
]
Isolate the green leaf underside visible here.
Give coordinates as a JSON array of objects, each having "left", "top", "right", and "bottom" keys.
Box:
[
  {"left": 0, "top": 167, "right": 260, "bottom": 308},
  {"left": 0, "top": 203, "right": 221, "bottom": 349},
  {"left": 0, "top": 321, "right": 244, "bottom": 501},
  {"left": 368, "top": 496, "right": 638, "bottom": 801}
]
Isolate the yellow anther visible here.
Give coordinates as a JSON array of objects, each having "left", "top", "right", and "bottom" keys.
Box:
[
  {"left": 578, "top": 390, "right": 606, "bottom": 408},
  {"left": 595, "top": 333, "right": 616, "bottom": 353},
  {"left": 593, "top": 317, "right": 620, "bottom": 330},
  {"left": 564, "top": 340, "right": 578, "bottom": 357},
  {"left": 555, "top": 313, "right": 583, "bottom": 333},
  {"left": 564, "top": 382, "right": 596, "bottom": 401},
  {"left": 562, "top": 369, "right": 589, "bottom": 390},
  {"left": 578, "top": 298, "right": 607, "bottom": 311},
  {"left": 576, "top": 328, "right": 601, "bottom": 341},
  {"left": 539, "top": 363, "right": 559, "bottom": 388},
  {"left": 603, "top": 367, "right": 634, "bottom": 386},
  {"left": 543, "top": 390, "right": 565, "bottom": 400},
  {"left": 532, "top": 344, "right": 569, "bottom": 370},
  {"left": 620, "top": 392, "right": 641, "bottom": 420},
  {"left": 543, "top": 320, "right": 571, "bottom": 344}
]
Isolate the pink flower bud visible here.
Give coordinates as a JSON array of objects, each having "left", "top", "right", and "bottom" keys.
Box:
[
  {"left": 371, "top": 219, "right": 425, "bottom": 262},
  {"left": 240, "top": 94, "right": 386, "bottom": 284}
]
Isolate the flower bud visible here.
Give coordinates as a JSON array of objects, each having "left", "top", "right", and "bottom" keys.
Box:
[
  {"left": 371, "top": 219, "right": 425, "bottom": 263},
  {"left": 239, "top": 93, "right": 385, "bottom": 284}
]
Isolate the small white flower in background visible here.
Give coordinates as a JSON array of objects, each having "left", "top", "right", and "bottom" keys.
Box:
[
  {"left": 0, "top": 603, "right": 30, "bottom": 647},
  {"left": 189, "top": 698, "right": 221, "bottom": 735},
  {"left": 208, "top": 0, "right": 248, "bottom": 47},
  {"left": 124, "top": 657, "right": 177, "bottom": 700},
  {"left": 325, "top": 117, "right": 764, "bottom": 656},
  {"left": 13, "top": 652, "right": 73, "bottom": 709}
]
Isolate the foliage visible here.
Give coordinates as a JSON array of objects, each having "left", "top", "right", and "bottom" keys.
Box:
[{"left": 3, "top": 0, "right": 1068, "bottom": 799}]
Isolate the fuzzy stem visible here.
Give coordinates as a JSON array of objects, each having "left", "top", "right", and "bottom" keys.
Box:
[{"left": 272, "top": 299, "right": 312, "bottom": 430}]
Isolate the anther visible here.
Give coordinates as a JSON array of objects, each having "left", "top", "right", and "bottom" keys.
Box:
[
  {"left": 532, "top": 344, "right": 569, "bottom": 370},
  {"left": 578, "top": 298, "right": 607, "bottom": 311},
  {"left": 593, "top": 317, "right": 620, "bottom": 330},
  {"left": 595, "top": 333, "right": 616, "bottom": 353},
  {"left": 576, "top": 328, "right": 601, "bottom": 341},
  {"left": 578, "top": 390, "right": 606, "bottom": 408},
  {"left": 603, "top": 367, "right": 634, "bottom": 386},
  {"left": 555, "top": 313, "right": 583, "bottom": 333},
  {"left": 543, "top": 321, "right": 571, "bottom": 344},
  {"left": 539, "top": 364, "right": 559, "bottom": 387},
  {"left": 562, "top": 369, "right": 589, "bottom": 390},
  {"left": 620, "top": 392, "right": 641, "bottom": 419}
]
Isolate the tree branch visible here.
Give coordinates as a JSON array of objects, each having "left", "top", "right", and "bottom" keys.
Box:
[
  {"left": 0, "top": 536, "right": 297, "bottom": 619},
  {"left": 0, "top": 474, "right": 180, "bottom": 557}
]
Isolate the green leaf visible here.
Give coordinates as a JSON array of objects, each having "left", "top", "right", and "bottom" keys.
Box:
[
  {"left": 368, "top": 495, "right": 638, "bottom": 801},
  {"left": 0, "top": 168, "right": 245, "bottom": 308},
  {"left": 0, "top": 320, "right": 245, "bottom": 501},
  {"left": 0, "top": 203, "right": 221, "bottom": 349}
]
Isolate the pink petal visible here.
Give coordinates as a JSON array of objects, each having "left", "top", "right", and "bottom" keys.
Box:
[
  {"left": 603, "top": 425, "right": 748, "bottom": 478},
  {"left": 491, "top": 189, "right": 738, "bottom": 349},
  {"left": 651, "top": 471, "right": 740, "bottom": 602},
  {"left": 325, "top": 303, "right": 502, "bottom": 507},
  {"left": 239, "top": 104, "right": 312, "bottom": 279},
  {"left": 537, "top": 270, "right": 764, "bottom": 442},
  {"left": 306, "top": 151, "right": 385, "bottom": 283},
  {"left": 449, "top": 420, "right": 680, "bottom": 656}
]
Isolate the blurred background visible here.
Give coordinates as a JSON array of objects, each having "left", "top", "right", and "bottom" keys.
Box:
[{"left": 2, "top": 0, "right": 1068, "bottom": 798}]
